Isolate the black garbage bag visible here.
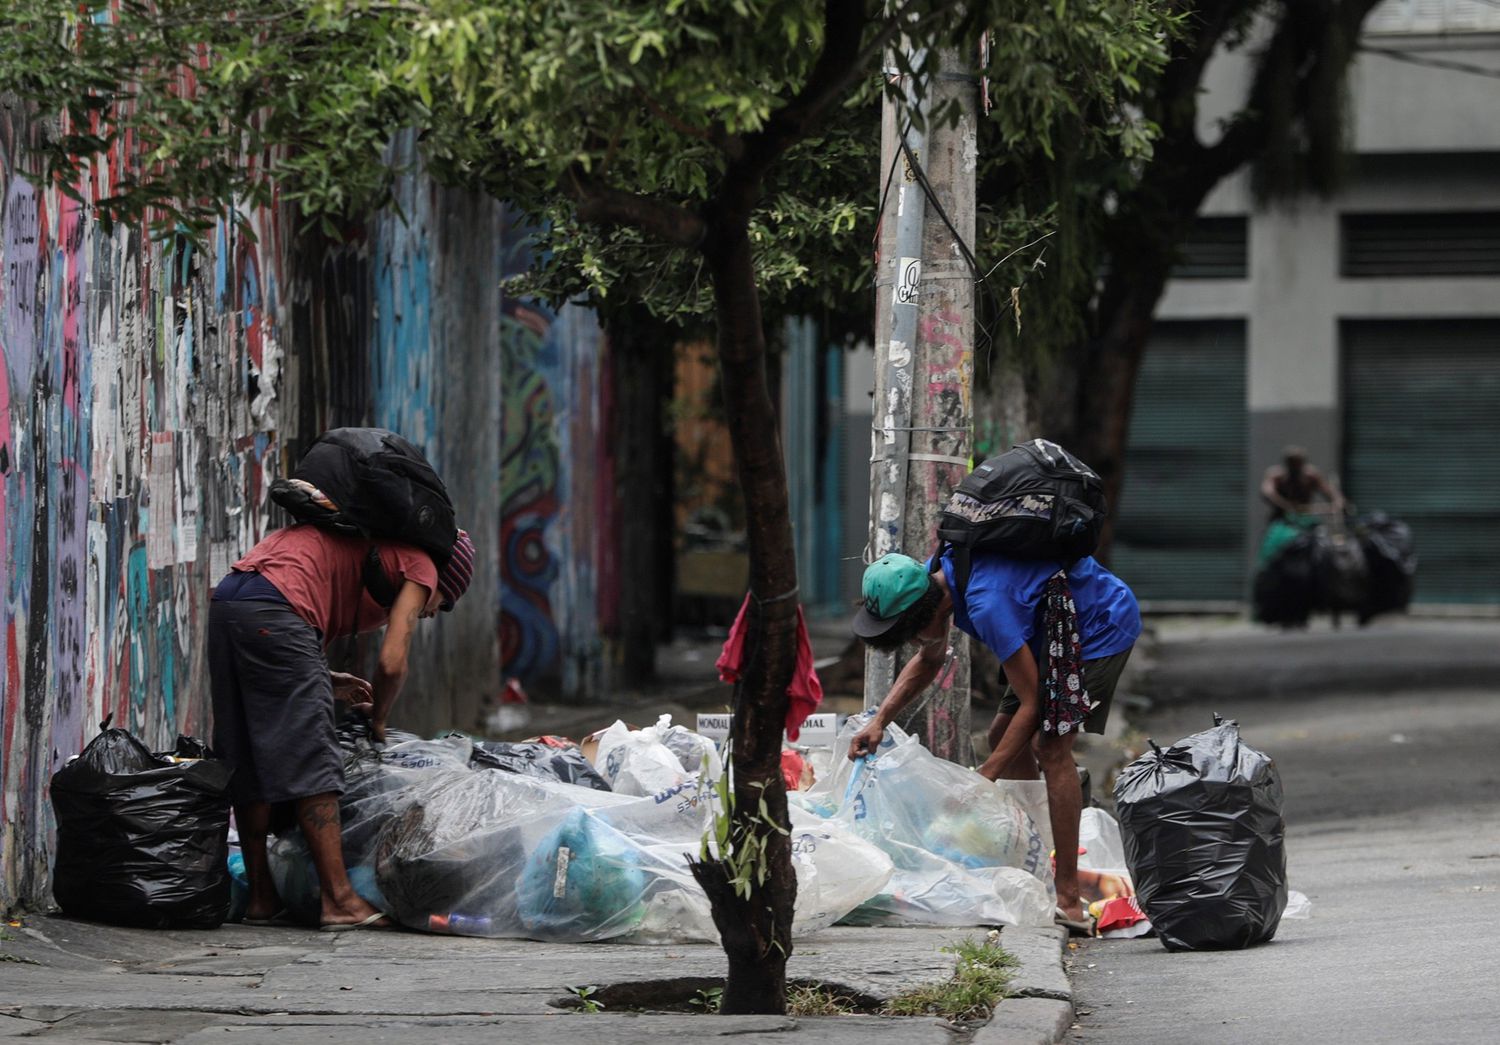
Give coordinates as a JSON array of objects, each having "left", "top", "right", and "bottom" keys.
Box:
[
  {"left": 1355, "top": 512, "right": 1416, "bottom": 622},
  {"left": 1113, "top": 716, "right": 1287, "bottom": 951},
  {"left": 51, "top": 723, "right": 233, "bottom": 929},
  {"left": 1253, "top": 531, "right": 1325, "bottom": 626},
  {"left": 471, "top": 740, "right": 612, "bottom": 792},
  {"left": 1317, "top": 531, "right": 1368, "bottom": 612}
]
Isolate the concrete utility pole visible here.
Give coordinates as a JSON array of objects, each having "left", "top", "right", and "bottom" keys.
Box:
[{"left": 866, "top": 46, "right": 976, "bottom": 764}]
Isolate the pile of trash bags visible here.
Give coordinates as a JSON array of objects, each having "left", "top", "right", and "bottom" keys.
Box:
[
  {"left": 1254, "top": 511, "right": 1416, "bottom": 627},
  {"left": 50, "top": 710, "right": 1060, "bottom": 942},
  {"left": 52, "top": 710, "right": 1321, "bottom": 951},
  {"left": 263, "top": 712, "right": 1057, "bottom": 942}
]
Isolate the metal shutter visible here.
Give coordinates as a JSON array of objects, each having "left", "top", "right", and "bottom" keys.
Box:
[
  {"left": 1112, "top": 321, "right": 1248, "bottom": 602},
  {"left": 1342, "top": 320, "right": 1500, "bottom": 604},
  {"left": 1172, "top": 217, "right": 1248, "bottom": 279},
  {"left": 1342, "top": 213, "right": 1500, "bottom": 277}
]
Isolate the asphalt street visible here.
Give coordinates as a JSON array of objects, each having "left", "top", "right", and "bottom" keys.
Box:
[{"left": 1068, "top": 619, "right": 1500, "bottom": 1045}]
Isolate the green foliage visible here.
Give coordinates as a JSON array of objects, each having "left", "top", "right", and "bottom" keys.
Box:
[
  {"left": 786, "top": 982, "right": 865, "bottom": 1016},
  {"left": 564, "top": 984, "right": 605, "bottom": 1013},
  {"left": 884, "top": 932, "right": 1018, "bottom": 1020},
  {"left": 0, "top": 0, "right": 1174, "bottom": 333},
  {"left": 699, "top": 752, "right": 789, "bottom": 902},
  {"left": 689, "top": 985, "right": 724, "bottom": 1012},
  {"left": 972, "top": 4, "right": 1182, "bottom": 369}
]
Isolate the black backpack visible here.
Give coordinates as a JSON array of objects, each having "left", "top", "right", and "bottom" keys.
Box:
[
  {"left": 270, "top": 428, "right": 457, "bottom": 606},
  {"left": 936, "top": 439, "right": 1107, "bottom": 593}
]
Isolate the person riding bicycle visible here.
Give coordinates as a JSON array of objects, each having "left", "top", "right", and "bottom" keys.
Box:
[{"left": 1260, "top": 445, "right": 1345, "bottom": 521}]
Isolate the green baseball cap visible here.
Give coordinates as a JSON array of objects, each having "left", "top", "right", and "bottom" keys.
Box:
[{"left": 853, "top": 554, "right": 931, "bottom": 639}]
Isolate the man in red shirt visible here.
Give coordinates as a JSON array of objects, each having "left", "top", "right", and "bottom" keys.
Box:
[{"left": 208, "top": 524, "right": 476, "bottom": 930}]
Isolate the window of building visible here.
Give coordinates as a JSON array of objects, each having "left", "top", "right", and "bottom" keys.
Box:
[
  {"left": 1365, "top": 0, "right": 1500, "bottom": 35},
  {"left": 1171, "top": 216, "right": 1248, "bottom": 279},
  {"left": 1341, "top": 212, "right": 1500, "bottom": 277}
]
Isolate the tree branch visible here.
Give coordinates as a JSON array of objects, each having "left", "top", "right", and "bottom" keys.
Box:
[
  {"left": 716, "top": 0, "right": 902, "bottom": 220},
  {"left": 634, "top": 87, "right": 715, "bottom": 144},
  {"left": 565, "top": 164, "right": 705, "bottom": 247},
  {"left": 1200, "top": 0, "right": 1384, "bottom": 184}
]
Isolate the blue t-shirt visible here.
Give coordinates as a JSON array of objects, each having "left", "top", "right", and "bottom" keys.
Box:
[{"left": 930, "top": 548, "right": 1140, "bottom": 664}]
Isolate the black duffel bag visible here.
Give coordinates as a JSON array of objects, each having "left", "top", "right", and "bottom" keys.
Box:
[
  {"left": 1114, "top": 715, "right": 1288, "bottom": 951},
  {"left": 51, "top": 722, "right": 232, "bottom": 929}
]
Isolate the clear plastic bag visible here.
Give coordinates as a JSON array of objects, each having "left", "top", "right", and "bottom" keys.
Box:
[
  {"left": 471, "top": 739, "right": 613, "bottom": 791},
  {"left": 802, "top": 716, "right": 1054, "bottom": 928},
  {"left": 270, "top": 724, "right": 890, "bottom": 942}
]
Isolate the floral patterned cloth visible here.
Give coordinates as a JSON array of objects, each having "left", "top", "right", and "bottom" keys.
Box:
[{"left": 1041, "top": 570, "right": 1090, "bottom": 735}]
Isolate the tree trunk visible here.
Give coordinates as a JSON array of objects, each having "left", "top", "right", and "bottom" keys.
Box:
[
  {"left": 609, "top": 304, "right": 676, "bottom": 686},
  {"left": 691, "top": 220, "right": 799, "bottom": 1015},
  {"left": 1067, "top": 246, "right": 1176, "bottom": 560}
]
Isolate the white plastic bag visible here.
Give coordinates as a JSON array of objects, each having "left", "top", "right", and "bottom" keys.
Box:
[
  {"left": 1283, "top": 889, "right": 1312, "bottom": 919},
  {"left": 1078, "top": 807, "right": 1130, "bottom": 875},
  {"left": 593, "top": 716, "right": 691, "bottom": 797},
  {"left": 787, "top": 807, "right": 894, "bottom": 934}
]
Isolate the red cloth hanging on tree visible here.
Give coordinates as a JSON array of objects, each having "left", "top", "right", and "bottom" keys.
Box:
[{"left": 715, "top": 593, "right": 823, "bottom": 740}]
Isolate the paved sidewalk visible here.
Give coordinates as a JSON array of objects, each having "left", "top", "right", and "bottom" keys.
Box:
[{"left": 1, "top": 915, "right": 1072, "bottom": 1043}]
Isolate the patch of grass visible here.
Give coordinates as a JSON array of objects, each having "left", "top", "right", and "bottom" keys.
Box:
[
  {"left": 883, "top": 933, "right": 1018, "bottom": 1021},
  {"left": 787, "top": 982, "right": 864, "bottom": 1016}
]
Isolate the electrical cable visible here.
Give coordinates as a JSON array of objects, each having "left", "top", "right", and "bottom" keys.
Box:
[{"left": 896, "top": 130, "right": 1007, "bottom": 367}]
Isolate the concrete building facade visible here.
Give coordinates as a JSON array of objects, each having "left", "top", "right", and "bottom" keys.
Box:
[{"left": 1121, "top": 0, "right": 1500, "bottom": 607}]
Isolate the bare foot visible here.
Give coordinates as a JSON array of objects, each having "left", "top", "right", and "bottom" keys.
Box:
[{"left": 244, "top": 888, "right": 286, "bottom": 923}]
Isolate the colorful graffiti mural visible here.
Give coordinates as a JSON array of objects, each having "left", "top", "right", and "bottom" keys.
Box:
[
  {"left": 0, "top": 117, "right": 504, "bottom": 913},
  {"left": 499, "top": 219, "right": 613, "bottom": 699}
]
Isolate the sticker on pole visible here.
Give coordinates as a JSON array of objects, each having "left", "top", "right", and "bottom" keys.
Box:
[{"left": 895, "top": 257, "right": 921, "bottom": 305}]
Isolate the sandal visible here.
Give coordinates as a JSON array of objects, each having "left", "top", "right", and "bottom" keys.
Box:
[{"left": 319, "top": 912, "right": 393, "bottom": 933}]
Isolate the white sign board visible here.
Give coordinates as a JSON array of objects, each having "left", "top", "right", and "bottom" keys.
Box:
[
  {"left": 695, "top": 712, "right": 841, "bottom": 748},
  {"left": 696, "top": 713, "right": 733, "bottom": 741}
]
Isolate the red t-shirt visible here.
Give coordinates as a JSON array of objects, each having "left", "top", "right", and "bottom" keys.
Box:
[{"left": 233, "top": 525, "right": 439, "bottom": 642}]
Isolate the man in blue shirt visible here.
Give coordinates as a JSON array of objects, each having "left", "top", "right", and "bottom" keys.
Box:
[{"left": 848, "top": 549, "right": 1141, "bottom": 932}]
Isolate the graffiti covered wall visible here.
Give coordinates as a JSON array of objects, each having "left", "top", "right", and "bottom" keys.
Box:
[
  {"left": 363, "top": 136, "right": 503, "bottom": 733},
  {"left": 0, "top": 118, "right": 503, "bottom": 912},
  {"left": 499, "top": 215, "right": 615, "bottom": 699},
  {"left": 0, "top": 111, "right": 287, "bottom": 910}
]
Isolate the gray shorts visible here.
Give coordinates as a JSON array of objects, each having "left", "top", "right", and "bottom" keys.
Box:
[
  {"left": 998, "top": 646, "right": 1134, "bottom": 736},
  {"left": 208, "top": 599, "right": 343, "bottom": 805}
]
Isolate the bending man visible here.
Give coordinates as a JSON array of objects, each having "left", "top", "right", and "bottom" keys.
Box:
[
  {"left": 848, "top": 548, "right": 1139, "bottom": 933},
  {"left": 209, "top": 524, "right": 475, "bottom": 930}
]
